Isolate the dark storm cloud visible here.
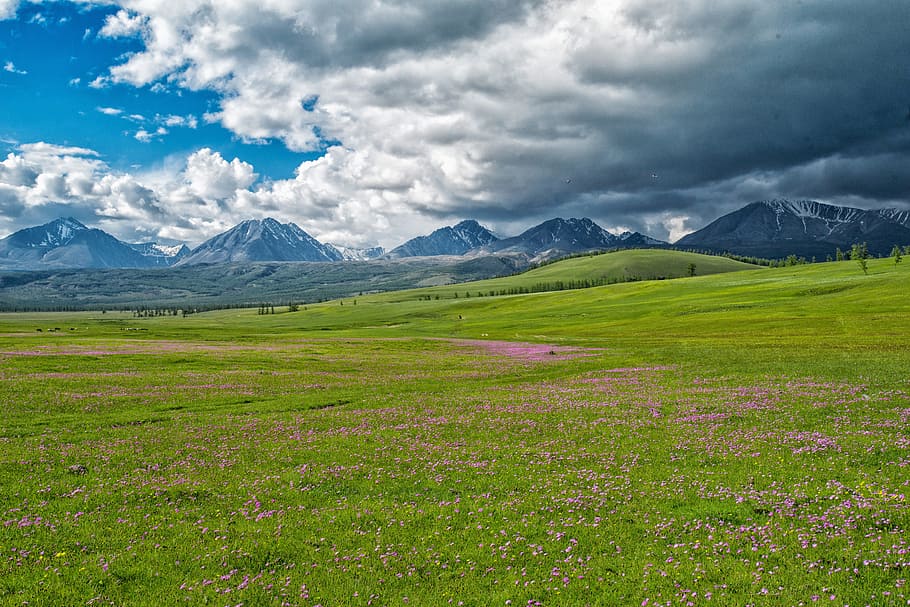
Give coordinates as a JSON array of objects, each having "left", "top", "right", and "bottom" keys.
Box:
[
  {"left": 197, "top": 0, "right": 544, "bottom": 72},
  {"left": 774, "top": 153, "right": 910, "bottom": 203},
  {"left": 427, "top": 1, "right": 910, "bottom": 236}
]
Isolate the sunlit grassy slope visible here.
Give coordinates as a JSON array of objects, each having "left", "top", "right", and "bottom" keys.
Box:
[
  {"left": 247, "top": 256, "right": 910, "bottom": 380},
  {"left": 369, "top": 248, "right": 761, "bottom": 301}
]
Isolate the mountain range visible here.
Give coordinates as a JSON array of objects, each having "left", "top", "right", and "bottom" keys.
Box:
[
  {"left": 474, "top": 217, "right": 664, "bottom": 260},
  {"left": 0, "top": 218, "right": 189, "bottom": 270},
  {"left": 0, "top": 215, "right": 663, "bottom": 271},
  {"left": 2, "top": 199, "right": 909, "bottom": 271}
]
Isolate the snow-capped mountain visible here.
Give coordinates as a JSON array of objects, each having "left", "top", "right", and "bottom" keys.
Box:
[
  {"left": 676, "top": 199, "right": 910, "bottom": 258},
  {"left": 387, "top": 220, "right": 499, "bottom": 258},
  {"left": 475, "top": 218, "right": 666, "bottom": 262},
  {"left": 329, "top": 244, "right": 386, "bottom": 261},
  {"left": 9, "top": 201, "right": 903, "bottom": 272},
  {"left": 0, "top": 215, "right": 668, "bottom": 272},
  {"left": 127, "top": 242, "right": 191, "bottom": 267},
  {"left": 13, "top": 216, "right": 87, "bottom": 248},
  {"left": 0, "top": 218, "right": 181, "bottom": 270},
  {"left": 178, "top": 218, "right": 344, "bottom": 265}
]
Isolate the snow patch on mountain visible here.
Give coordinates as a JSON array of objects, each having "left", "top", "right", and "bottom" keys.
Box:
[
  {"left": 329, "top": 244, "right": 385, "bottom": 261},
  {"left": 32, "top": 217, "right": 87, "bottom": 247},
  {"left": 762, "top": 199, "right": 866, "bottom": 228},
  {"left": 879, "top": 208, "right": 910, "bottom": 227},
  {"left": 152, "top": 244, "right": 189, "bottom": 257},
  {"left": 127, "top": 242, "right": 190, "bottom": 266}
]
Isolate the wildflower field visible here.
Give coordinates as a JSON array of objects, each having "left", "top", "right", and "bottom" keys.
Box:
[{"left": 1, "top": 256, "right": 909, "bottom": 606}]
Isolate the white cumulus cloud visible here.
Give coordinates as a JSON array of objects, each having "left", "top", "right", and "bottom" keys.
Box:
[
  {"left": 0, "top": 144, "right": 211, "bottom": 243},
  {"left": 161, "top": 114, "right": 198, "bottom": 129},
  {"left": 183, "top": 148, "right": 256, "bottom": 201},
  {"left": 98, "top": 9, "right": 146, "bottom": 38},
  {"left": 0, "top": 141, "right": 434, "bottom": 248},
  {"left": 0, "top": 0, "right": 18, "bottom": 21}
]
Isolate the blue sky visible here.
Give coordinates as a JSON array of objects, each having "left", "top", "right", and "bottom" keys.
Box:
[
  {"left": 0, "top": 1, "right": 908, "bottom": 248},
  {"left": 0, "top": 2, "right": 311, "bottom": 179}
]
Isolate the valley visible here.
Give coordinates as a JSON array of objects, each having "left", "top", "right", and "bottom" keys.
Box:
[{"left": 0, "top": 249, "right": 751, "bottom": 311}]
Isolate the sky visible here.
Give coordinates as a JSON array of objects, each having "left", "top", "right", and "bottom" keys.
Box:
[{"left": 1, "top": 1, "right": 909, "bottom": 249}]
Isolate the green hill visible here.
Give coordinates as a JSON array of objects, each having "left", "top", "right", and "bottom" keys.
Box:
[
  {"left": 224, "top": 257, "right": 901, "bottom": 374},
  {"left": 367, "top": 248, "right": 761, "bottom": 302}
]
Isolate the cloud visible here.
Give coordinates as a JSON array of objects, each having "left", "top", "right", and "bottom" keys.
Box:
[
  {"left": 0, "top": 0, "right": 18, "bottom": 21},
  {"left": 70, "top": 0, "right": 906, "bottom": 244},
  {"left": 161, "top": 114, "right": 198, "bottom": 129},
  {"left": 0, "top": 143, "right": 118, "bottom": 236},
  {"left": 0, "top": 141, "right": 441, "bottom": 248},
  {"left": 132, "top": 127, "right": 167, "bottom": 143},
  {"left": 3, "top": 61, "right": 26, "bottom": 75},
  {"left": 33, "top": 172, "right": 68, "bottom": 201},
  {"left": 183, "top": 148, "right": 256, "bottom": 200},
  {"left": 88, "top": 75, "right": 110, "bottom": 89},
  {"left": 99, "top": 108, "right": 199, "bottom": 143},
  {"left": 17, "top": 142, "right": 103, "bottom": 169},
  {"left": 0, "top": 143, "right": 213, "bottom": 243},
  {"left": 0, "top": 152, "right": 39, "bottom": 187},
  {"left": 98, "top": 8, "right": 146, "bottom": 38}
]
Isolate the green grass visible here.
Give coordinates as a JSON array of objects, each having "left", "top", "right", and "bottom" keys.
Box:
[{"left": 0, "top": 256, "right": 908, "bottom": 606}]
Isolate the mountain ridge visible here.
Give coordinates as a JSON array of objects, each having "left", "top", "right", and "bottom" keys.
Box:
[
  {"left": 3, "top": 198, "right": 910, "bottom": 271},
  {"left": 177, "top": 218, "right": 344, "bottom": 265},
  {"left": 475, "top": 217, "right": 666, "bottom": 262},
  {"left": 0, "top": 217, "right": 188, "bottom": 270},
  {"left": 386, "top": 219, "right": 499, "bottom": 258},
  {"left": 677, "top": 199, "right": 910, "bottom": 258}
]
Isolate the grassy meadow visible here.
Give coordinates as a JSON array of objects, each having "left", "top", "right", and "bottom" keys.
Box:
[{"left": 1, "top": 251, "right": 909, "bottom": 606}]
